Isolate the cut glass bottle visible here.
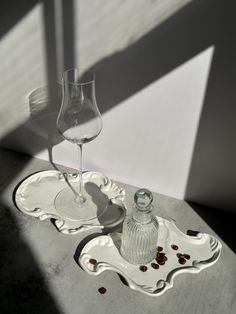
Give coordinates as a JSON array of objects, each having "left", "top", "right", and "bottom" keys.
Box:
[{"left": 120, "top": 189, "right": 159, "bottom": 265}]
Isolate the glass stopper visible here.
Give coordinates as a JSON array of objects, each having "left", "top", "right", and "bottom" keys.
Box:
[{"left": 134, "top": 188, "right": 153, "bottom": 209}]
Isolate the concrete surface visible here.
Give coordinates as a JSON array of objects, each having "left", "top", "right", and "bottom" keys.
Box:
[{"left": 0, "top": 148, "right": 235, "bottom": 314}]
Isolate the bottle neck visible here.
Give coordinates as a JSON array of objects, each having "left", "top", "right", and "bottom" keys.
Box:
[{"left": 133, "top": 205, "right": 152, "bottom": 224}]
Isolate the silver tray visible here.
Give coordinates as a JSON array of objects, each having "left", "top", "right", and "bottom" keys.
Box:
[
  {"left": 15, "top": 170, "right": 126, "bottom": 234},
  {"left": 79, "top": 216, "right": 222, "bottom": 296}
]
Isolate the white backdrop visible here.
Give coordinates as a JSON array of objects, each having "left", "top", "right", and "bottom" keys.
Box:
[{"left": 0, "top": 0, "right": 235, "bottom": 211}]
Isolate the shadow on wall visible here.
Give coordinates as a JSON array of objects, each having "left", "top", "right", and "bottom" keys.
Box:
[
  {"left": 183, "top": 9, "right": 236, "bottom": 212},
  {"left": 0, "top": 0, "right": 39, "bottom": 40},
  {"left": 90, "top": 0, "right": 236, "bottom": 215},
  {"left": 0, "top": 0, "right": 76, "bottom": 166},
  {"left": 82, "top": 0, "right": 236, "bottom": 252},
  {"left": 85, "top": 0, "right": 236, "bottom": 248},
  {"left": 0, "top": 0, "right": 235, "bottom": 252},
  {"left": 0, "top": 1, "right": 68, "bottom": 312}
]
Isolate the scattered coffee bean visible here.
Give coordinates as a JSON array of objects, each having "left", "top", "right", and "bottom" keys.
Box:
[
  {"left": 89, "top": 258, "right": 97, "bottom": 266},
  {"left": 156, "top": 250, "right": 168, "bottom": 265},
  {"left": 184, "top": 254, "right": 191, "bottom": 260},
  {"left": 139, "top": 265, "right": 148, "bottom": 272},
  {"left": 98, "top": 287, "right": 107, "bottom": 294},
  {"left": 178, "top": 257, "right": 186, "bottom": 265},
  {"left": 156, "top": 252, "right": 165, "bottom": 260},
  {"left": 156, "top": 257, "right": 165, "bottom": 263},
  {"left": 151, "top": 263, "right": 159, "bottom": 269},
  {"left": 171, "top": 244, "right": 179, "bottom": 250},
  {"left": 157, "top": 246, "right": 163, "bottom": 252}
]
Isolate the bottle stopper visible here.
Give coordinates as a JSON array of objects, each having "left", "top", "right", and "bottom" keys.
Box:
[{"left": 134, "top": 188, "right": 153, "bottom": 209}]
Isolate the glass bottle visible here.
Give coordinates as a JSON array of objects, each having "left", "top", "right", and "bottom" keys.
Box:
[{"left": 120, "top": 189, "right": 159, "bottom": 265}]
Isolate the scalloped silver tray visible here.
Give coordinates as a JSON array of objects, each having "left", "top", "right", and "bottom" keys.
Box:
[
  {"left": 79, "top": 216, "right": 222, "bottom": 296},
  {"left": 14, "top": 170, "right": 126, "bottom": 234}
]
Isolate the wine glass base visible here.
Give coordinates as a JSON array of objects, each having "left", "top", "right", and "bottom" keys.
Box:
[{"left": 54, "top": 183, "right": 108, "bottom": 222}]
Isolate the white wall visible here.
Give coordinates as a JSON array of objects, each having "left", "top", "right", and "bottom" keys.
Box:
[{"left": 0, "top": 0, "right": 235, "bottom": 211}]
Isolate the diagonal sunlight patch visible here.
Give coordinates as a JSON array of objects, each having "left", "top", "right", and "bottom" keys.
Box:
[
  {"left": 81, "top": 46, "right": 215, "bottom": 200},
  {"left": 78, "top": 0, "right": 193, "bottom": 69}
]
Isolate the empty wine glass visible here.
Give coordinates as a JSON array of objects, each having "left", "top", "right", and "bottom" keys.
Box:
[{"left": 55, "top": 68, "right": 103, "bottom": 221}]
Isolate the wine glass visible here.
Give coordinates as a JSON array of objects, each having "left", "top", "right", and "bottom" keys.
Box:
[{"left": 55, "top": 68, "right": 103, "bottom": 221}]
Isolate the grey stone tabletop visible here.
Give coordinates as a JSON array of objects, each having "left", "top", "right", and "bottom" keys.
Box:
[{"left": 0, "top": 148, "right": 235, "bottom": 314}]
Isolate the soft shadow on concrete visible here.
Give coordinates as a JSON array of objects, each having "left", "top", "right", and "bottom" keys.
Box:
[
  {"left": 0, "top": 149, "right": 62, "bottom": 313},
  {"left": 0, "top": 204, "right": 62, "bottom": 314}
]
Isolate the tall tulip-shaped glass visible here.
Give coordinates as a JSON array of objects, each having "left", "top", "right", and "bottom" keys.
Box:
[{"left": 55, "top": 68, "right": 103, "bottom": 221}]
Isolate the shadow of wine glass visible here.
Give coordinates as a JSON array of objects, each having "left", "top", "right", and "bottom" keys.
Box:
[
  {"left": 84, "top": 181, "right": 126, "bottom": 231},
  {"left": 73, "top": 181, "right": 126, "bottom": 268},
  {"left": 84, "top": 181, "right": 109, "bottom": 218}
]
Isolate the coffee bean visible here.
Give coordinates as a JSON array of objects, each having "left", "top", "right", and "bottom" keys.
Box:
[
  {"left": 98, "top": 287, "right": 107, "bottom": 294},
  {"left": 139, "top": 265, "right": 148, "bottom": 272},
  {"left": 89, "top": 258, "right": 97, "bottom": 266},
  {"left": 178, "top": 257, "right": 186, "bottom": 265},
  {"left": 162, "top": 256, "right": 168, "bottom": 262},
  {"left": 151, "top": 263, "right": 159, "bottom": 269},
  {"left": 171, "top": 244, "right": 179, "bottom": 250},
  {"left": 157, "top": 252, "right": 167, "bottom": 260},
  {"left": 184, "top": 254, "right": 191, "bottom": 260},
  {"left": 157, "top": 246, "right": 163, "bottom": 252},
  {"left": 157, "top": 259, "right": 165, "bottom": 266}
]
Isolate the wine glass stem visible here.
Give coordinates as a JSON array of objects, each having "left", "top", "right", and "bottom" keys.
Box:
[
  {"left": 79, "top": 143, "right": 83, "bottom": 195},
  {"left": 76, "top": 143, "right": 85, "bottom": 204}
]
